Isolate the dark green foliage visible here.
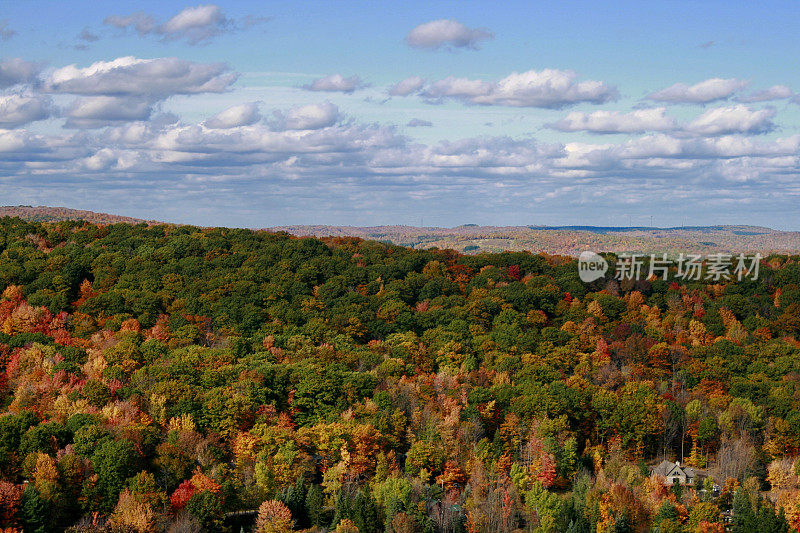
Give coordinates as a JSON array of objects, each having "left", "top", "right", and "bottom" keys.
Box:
[
  {"left": 89, "top": 439, "right": 138, "bottom": 511},
  {"left": 305, "top": 483, "right": 325, "bottom": 527},
  {"left": 0, "top": 411, "right": 39, "bottom": 476},
  {"left": 186, "top": 490, "right": 225, "bottom": 531},
  {"left": 281, "top": 477, "right": 307, "bottom": 528},
  {"left": 732, "top": 489, "right": 788, "bottom": 533},
  {"left": 21, "top": 484, "right": 47, "bottom": 533}
]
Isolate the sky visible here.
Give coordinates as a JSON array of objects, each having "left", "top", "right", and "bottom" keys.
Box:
[{"left": 1, "top": 1, "right": 799, "bottom": 229}]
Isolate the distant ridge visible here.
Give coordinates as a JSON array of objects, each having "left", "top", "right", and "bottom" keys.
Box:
[
  {"left": 525, "top": 225, "right": 776, "bottom": 235},
  {"left": 0, "top": 206, "right": 162, "bottom": 225},
  {"left": 1, "top": 206, "right": 798, "bottom": 256},
  {"left": 269, "top": 224, "right": 800, "bottom": 256}
]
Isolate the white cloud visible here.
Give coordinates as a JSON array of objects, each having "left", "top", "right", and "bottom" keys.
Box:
[
  {"left": 303, "top": 74, "right": 365, "bottom": 93},
  {"left": 80, "top": 148, "right": 140, "bottom": 171},
  {"left": 685, "top": 105, "right": 776, "bottom": 136},
  {"left": 422, "top": 69, "right": 617, "bottom": 108},
  {"left": 548, "top": 108, "right": 676, "bottom": 133},
  {"left": 2, "top": 54, "right": 799, "bottom": 225},
  {"left": 0, "top": 129, "right": 45, "bottom": 153},
  {"left": 2, "top": 108, "right": 799, "bottom": 226},
  {"left": 45, "top": 57, "right": 238, "bottom": 98},
  {"left": 270, "top": 102, "right": 340, "bottom": 130},
  {"left": 736, "top": 85, "right": 794, "bottom": 103},
  {"left": 388, "top": 76, "right": 425, "bottom": 96},
  {"left": 65, "top": 96, "right": 153, "bottom": 129},
  {"left": 103, "top": 4, "right": 265, "bottom": 45},
  {"left": 0, "top": 94, "right": 52, "bottom": 129},
  {"left": 648, "top": 78, "right": 748, "bottom": 104},
  {"left": 205, "top": 102, "right": 262, "bottom": 129},
  {"left": 405, "top": 19, "right": 493, "bottom": 50},
  {"left": 0, "top": 58, "right": 41, "bottom": 88},
  {"left": 158, "top": 5, "right": 229, "bottom": 44}
]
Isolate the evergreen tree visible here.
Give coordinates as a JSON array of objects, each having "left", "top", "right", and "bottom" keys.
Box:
[
  {"left": 754, "top": 497, "right": 789, "bottom": 533},
  {"left": 333, "top": 489, "right": 355, "bottom": 527},
  {"left": 20, "top": 485, "right": 47, "bottom": 533},
  {"left": 353, "top": 489, "right": 380, "bottom": 533},
  {"left": 732, "top": 489, "right": 756, "bottom": 532},
  {"left": 282, "top": 477, "right": 307, "bottom": 528},
  {"left": 305, "top": 484, "right": 325, "bottom": 527}
]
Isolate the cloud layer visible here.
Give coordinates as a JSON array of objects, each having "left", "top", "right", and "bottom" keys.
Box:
[
  {"left": 0, "top": 94, "right": 52, "bottom": 128},
  {"left": 420, "top": 69, "right": 618, "bottom": 108},
  {"left": 405, "top": 19, "right": 493, "bottom": 50},
  {"left": 648, "top": 78, "right": 748, "bottom": 104},
  {"left": 103, "top": 4, "right": 262, "bottom": 44},
  {"left": 548, "top": 108, "right": 676, "bottom": 134},
  {"left": 0, "top": 58, "right": 41, "bottom": 89},
  {"left": 0, "top": 51, "right": 798, "bottom": 227},
  {"left": 45, "top": 56, "right": 237, "bottom": 97},
  {"left": 303, "top": 74, "right": 365, "bottom": 93}
]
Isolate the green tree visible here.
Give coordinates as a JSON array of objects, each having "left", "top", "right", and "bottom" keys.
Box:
[
  {"left": 90, "top": 439, "right": 138, "bottom": 512},
  {"left": 305, "top": 484, "right": 325, "bottom": 527}
]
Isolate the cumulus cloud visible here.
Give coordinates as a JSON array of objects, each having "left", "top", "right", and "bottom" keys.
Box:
[
  {"left": 405, "top": 19, "right": 493, "bottom": 50},
  {"left": 303, "top": 74, "right": 365, "bottom": 93},
  {"left": 65, "top": 96, "right": 153, "bottom": 129},
  {"left": 103, "top": 4, "right": 266, "bottom": 45},
  {"left": 270, "top": 102, "right": 340, "bottom": 130},
  {"left": 0, "top": 58, "right": 42, "bottom": 88},
  {"left": 1, "top": 54, "right": 797, "bottom": 224},
  {"left": 0, "top": 20, "right": 15, "bottom": 41},
  {"left": 548, "top": 108, "right": 676, "bottom": 134},
  {"left": 406, "top": 118, "right": 432, "bottom": 127},
  {"left": 0, "top": 129, "right": 46, "bottom": 154},
  {"left": 685, "top": 105, "right": 776, "bottom": 136},
  {"left": 44, "top": 57, "right": 238, "bottom": 98},
  {"left": 158, "top": 4, "right": 230, "bottom": 44},
  {"left": 2, "top": 106, "right": 800, "bottom": 225},
  {"left": 736, "top": 85, "right": 794, "bottom": 103},
  {"left": 80, "top": 148, "right": 140, "bottom": 171},
  {"left": 388, "top": 76, "right": 425, "bottom": 96},
  {"left": 205, "top": 102, "right": 262, "bottom": 129},
  {"left": 422, "top": 69, "right": 617, "bottom": 108},
  {"left": 0, "top": 94, "right": 52, "bottom": 128},
  {"left": 648, "top": 78, "right": 748, "bottom": 104}
]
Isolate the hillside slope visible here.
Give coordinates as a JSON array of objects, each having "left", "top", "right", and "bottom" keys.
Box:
[
  {"left": 269, "top": 223, "right": 800, "bottom": 256},
  {"left": 0, "top": 206, "right": 160, "bottom": 225}
]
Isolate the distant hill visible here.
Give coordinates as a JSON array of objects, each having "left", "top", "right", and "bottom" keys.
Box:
[
  {"left": 0, "top": 206, "right": 161, "bottom": 225},
  {"left": 268, "top": 224, "right": 800, "bottom": 256},
  {"left": 2, "top": 207, "right": 798, "bottom": 256}
]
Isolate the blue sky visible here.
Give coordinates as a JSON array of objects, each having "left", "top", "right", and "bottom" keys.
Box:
[{"left": 1, "top": 1, "right": 799, "bottom": 228}]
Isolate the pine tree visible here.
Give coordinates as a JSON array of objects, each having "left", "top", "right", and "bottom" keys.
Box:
[
  {"left": 732, "top": 489, "right": 755, "bottom": 532},
  {"left": 20, "top": 485, "right": 47, "bottom": 533},
  {"left": 333, "top": 489, "right": 355, "bottom": 527},
  {"left": 305, "top": 484, "right": 325, "bottom": 527},
  {"left": 353, "top": 489, "right": 379, "bottom": 533},
  {"left": 283, "top": 477, "right": 307, "bottom": 528}
]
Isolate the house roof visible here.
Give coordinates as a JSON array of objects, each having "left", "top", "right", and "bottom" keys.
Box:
[{"left": 651, "top": 460, "right": 695, "bottom": 479}]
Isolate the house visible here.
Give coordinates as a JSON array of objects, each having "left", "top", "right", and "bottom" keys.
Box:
[{"left": 650, "top": 460, "right": 704, "bottom": 486}]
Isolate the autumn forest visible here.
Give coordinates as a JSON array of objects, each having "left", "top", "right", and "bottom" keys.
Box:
[{"left": 0, "top": 217, "right": 799, "bottom": 532}]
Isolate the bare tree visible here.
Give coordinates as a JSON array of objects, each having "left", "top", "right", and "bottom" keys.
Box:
[{"left": 708, "top": 436, "right": 755, "bottom": 482}]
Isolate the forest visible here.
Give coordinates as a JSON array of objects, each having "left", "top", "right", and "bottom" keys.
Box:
[{"left": 0, "top": 216, "right": 798, "bottom": 532}]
